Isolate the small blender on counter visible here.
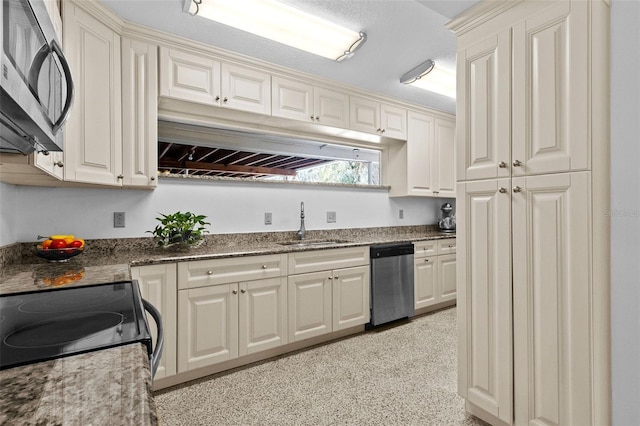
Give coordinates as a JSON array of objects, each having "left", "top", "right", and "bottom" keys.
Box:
[{"left": 438, "top": 202, "right": 456, "bottom": 233}]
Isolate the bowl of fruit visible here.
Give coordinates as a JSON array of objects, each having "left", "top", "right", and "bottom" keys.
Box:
[{"left": 35, "top": 235, "right": 85, "bottom": 262}]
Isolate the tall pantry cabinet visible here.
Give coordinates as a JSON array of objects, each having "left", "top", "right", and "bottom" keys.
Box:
[{"left": 448, "top": 1, "right": 610, "bottom": 425}]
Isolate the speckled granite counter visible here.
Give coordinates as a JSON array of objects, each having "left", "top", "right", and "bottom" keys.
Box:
[
  {"left": 0, "top": 344, "right": 157, "bottom": 425},
  {"left": 0, "top": 225, "right": 454, "bottom": 425}
]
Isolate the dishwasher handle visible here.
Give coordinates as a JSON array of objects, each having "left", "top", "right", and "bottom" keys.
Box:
[{"left": 143, "top": 299, "right": 164, "bottom": 379}]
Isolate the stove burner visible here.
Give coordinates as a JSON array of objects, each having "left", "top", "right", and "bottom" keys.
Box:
[
  {"left": 4, "top": 311, "right": 124, "bottom": 348},
  {"left": 18, "top": 288, "right": 127, "bottom": 314}
]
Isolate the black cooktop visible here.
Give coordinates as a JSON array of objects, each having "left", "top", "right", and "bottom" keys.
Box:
[{"left": 0, "top": 281, "right": 152, "bottom": 370}]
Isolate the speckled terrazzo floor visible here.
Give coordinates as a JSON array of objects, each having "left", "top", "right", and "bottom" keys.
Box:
[{"left": 155, "top": 307, "right": 488, "bottom": 426}]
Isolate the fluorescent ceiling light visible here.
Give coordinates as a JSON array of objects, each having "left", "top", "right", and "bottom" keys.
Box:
[
  {"left": 185, "top": 0, "right": 366, "bottom": 62},
  {"left": 400, "top": 59, "right": 456, "bottom": 98}
]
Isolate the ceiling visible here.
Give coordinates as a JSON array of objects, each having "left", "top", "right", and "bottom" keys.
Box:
[{"left": 100, "top": 0, "right": 479, "bottom": 115}]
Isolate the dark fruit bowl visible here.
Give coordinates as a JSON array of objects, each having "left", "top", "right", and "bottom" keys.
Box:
[{"left": 35, "top": 246, "right": 84, "bottom": 262}]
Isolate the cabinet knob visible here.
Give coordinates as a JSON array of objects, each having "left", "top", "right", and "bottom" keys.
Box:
[
  {"left": 207, "top": 270, "right": 213, "bottom": 275},
  {"left": 513, "top": 186, "right": 523, "bottom": 193},
  {"left": 499, "top": 187, "right": 507, "bottom": 193},
  {"left": 53, "top": 161, "right": 64, "bottom": 168},
  {"left": 424, "top": 259, "right": 429, "bottom": 262},
  {"left": 328, "top": 276, "right": 334, "bottom": 280},
  {"left": 376, "top": 128, "right": 382, "bottom": 133},
  {"left": 498, "top": 161, "right": 508, "bottom": 168},
  {"left": 261, "top": 265, "right": 268, "bottom": 269},
  {"left": 232, "top": 290, "right": 238, "bottom": 294},
  {"left": 241, "top": 289, "right": 246, "bottom": 294},
  {"left": 117, "top": 174, "right": 124, "bottom": 180},
  {"left": 215, "top": 95, "right": 220, "bottom": 101},
  {"left": 334, "top": 276, "right": 339, "bottom": 279},
  {"left": 448, "top": 244, "right": 453, "bottom": 248},
  {"left": 315, "top": 116, "right": 319, "bottom": 121},
  {"left": 381, "top": 129, "right": 386, "bottom": 134},
  {"left": 223, "top": 97, "right": 228, "bottom": 103},
  {"left": 513, "top": 159, "right": 523, "bottom": 167},
  {"left": 310, "top": 115, "right": 315, "bottom": 121},
  {"left": 150, "top": 176, "right": 156, "bottom": 181}
]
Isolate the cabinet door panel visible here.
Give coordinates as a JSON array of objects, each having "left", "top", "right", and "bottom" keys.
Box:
[
  {"left": 332, "top": 266, "right": 369, "bottom": 330},
  {"left": 159, "top": 47, "right": 220, "bottom": 105},
  {"left": 178, "top": 284, "right": 238, "bottom": 372},
  {"left": 512, "top": 1, "right": 589, "bottom": 176},
  {"left": 457, "top": 179, "right": 512, "bottom": 423},
  {"left": 315, "top": 87, "right": 349, "bottom": 128},
  {"left": 380, "top": 104, "right": 407, "bottom": 139},
  {"left": 414, "top": 256, "right": 437, "bottom": 309},
  {"left": 438, "top": 253, "right": 457, "bottom": 302},
  {"left": 287, "top": 271, "right": 332, "bottom": 342},
  {"left": 239, "top": 278, "right": 288, "bottom": 356},
  {"left": 406, "top": 111, "right": 435, "bottom": 196},
  {"left": 221, "top": 63, "right": 271, "bottom": 115},
  {"left": 271, "top": 77, "right": 312, "bottom": 121},
  {"left": 132, "top": 264, "right": 177, "bottom": 379},
  {"left": 63, "top": 4, "right": 122, "bottom": 185},
  {"left": 349, "top": 96, "right": 379, "bottom": 133},
  {"left": 457, "top": 30, "right": 511, "bottom": 181},
  {"left": 435, "top": 118, "right": 456, "bottom": 197},
  {"left": 512, "top": 172, "right": 592, "bottom": 426}
]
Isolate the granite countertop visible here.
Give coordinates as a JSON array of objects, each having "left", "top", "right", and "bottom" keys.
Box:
[{"left": 0, "top": 226, "right": 454, "bottom": 425}]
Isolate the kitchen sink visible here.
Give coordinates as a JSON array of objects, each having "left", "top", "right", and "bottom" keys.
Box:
[{"left": 278, "top": 240, "right": 349, "bottom": 247}]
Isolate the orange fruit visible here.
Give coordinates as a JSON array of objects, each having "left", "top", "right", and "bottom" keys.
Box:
[{"left": 42, "top": 239, "right": 53, "bottom": 249}]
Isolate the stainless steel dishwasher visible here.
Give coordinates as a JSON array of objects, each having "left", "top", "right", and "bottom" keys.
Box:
[{"left": 368, "top": 242, "right": 415, "bottom": 327}]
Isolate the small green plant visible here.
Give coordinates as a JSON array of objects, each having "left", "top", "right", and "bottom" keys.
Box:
[{"left": 148, "top": 211, "right": 210, "bottom": 247}]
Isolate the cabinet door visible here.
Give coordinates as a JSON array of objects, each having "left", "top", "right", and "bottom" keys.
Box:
[
  {"left": 122, "top": 38, "right": 158, "bottom": 187},
  {"left": 271, "top": 77, "right": 313, "bottom": 122},
  {"left": 159, "top": 46, "right": 221, "bottom": 106},
  {"left": 457, "top": 30, "right": 511, "bottom": 182},
  {"left": 380, "top": 103, "right": 407, "bottom": 139},
  {"left": 62, "top": 3, "right": 122, "bottom": 186},
  {"left": 437, "top": 253, "right": 457, "bottom": 303},
  {"left": 314, "top": 87, "right": 349, "bottom": 129},
  {"left": 332, "top": 265, "right": 369, "bottom": 331},
  {"left": 512, "top": 172, "right": 592, "bottom": 425},
  {"left": 131, "top": 264, "right": 178, "bottom": 380},
  {"left": 238, "top": 277, "right": 288, "bottom": 356},
  {"left": 287, "top": 271, "right": 332, "bottom": 342},
  {"left": 414, "top": 256, "right": 437, "bottom": 309},
  {"left": 34, "top": 151, "right": 64, "bottom": 180},
  {"left": 221, "top": 63, "right": 271, "bottom": 115},
  {"left": 434, "top": 118, "right": 456, "bottom": 197},
  {"left": 512, "top": 1, "right": 589, "bottom": 176},
  {"left": 457, "top": 179, "right": 512, "bottom": 423},
  {"left": 349, "top": 96, "right": 380, "bottom": 134},
  {"left": 406, "top": 110, "right": 436, "bottom": 196},
  {"left": 178, "top": 284, "right": 238, "bottom": 372}
]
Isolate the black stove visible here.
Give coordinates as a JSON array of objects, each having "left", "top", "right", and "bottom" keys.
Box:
[{"left": 0, "top": 281, "right": 155, "bottom": 371}]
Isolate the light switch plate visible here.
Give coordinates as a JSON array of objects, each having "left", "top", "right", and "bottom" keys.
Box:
[
  {"left": 264, "top": 212, "right": 272, "bottom": 225},
  {"left": 327, "top": 211, "right": 336, "bottom": 223}
]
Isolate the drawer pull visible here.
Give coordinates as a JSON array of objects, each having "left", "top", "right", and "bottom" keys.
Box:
[
  {"left": 232, "top": 290, "right": 238, "bottom": 295},
  {"left": 424, "top": 259, "right": 429, "bottom": 262},
  {"left": 448, "top": 244, "right": 453, "bottom": 248},
  {"left": 241, "top": 289, "right": 246, "bottom": 294},
  {"left": 261, "top": 265, "right": 268, "bottom": 269},
  {"left": 207, "top": 270, "right": 213, "bottom": 275}
]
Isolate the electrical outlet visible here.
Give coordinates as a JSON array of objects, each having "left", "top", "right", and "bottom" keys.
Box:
[
  {"left": 114, "top": 212, "right": 125, "bottom": 228},
  {"left": 399, "top": 209, "right": 404, "bottom": 219},
  {"left": 327, "top": 211, "right": 336, "bottom": 223},
  {"left": 264, "top": 212, "right": 272, "bottom": 225}
]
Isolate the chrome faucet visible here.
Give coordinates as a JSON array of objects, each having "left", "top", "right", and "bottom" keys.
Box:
[{"left": 296, "top": 202, "right": 306, "bottom": 240}]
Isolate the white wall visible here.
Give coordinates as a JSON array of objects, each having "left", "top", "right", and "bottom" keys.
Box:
[
  {"left": 0, "top": 182, "right": 18, "bottom": 246},
  {"left": 610, "top": 0, "right": 640, "bottom": 424},
  {"left": 8, "top": 178, "right": 451, "bottom": 242}
]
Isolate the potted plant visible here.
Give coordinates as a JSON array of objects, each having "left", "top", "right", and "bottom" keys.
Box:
[{"left": 148, "top": 211, "right": 210, "bottom": 248}]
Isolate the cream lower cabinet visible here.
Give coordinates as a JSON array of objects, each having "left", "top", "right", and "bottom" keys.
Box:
[
  {"left": 413, "top": 239, "right": 457, "bottom": 310},
  {"left": 131, "top": 264, "right": 178, "bottom": 380},
  {"left": 288, "top": 247, "right": 370, "bottom": 343},
  {"left": 177, "top": 255, "right": 288, "bottom": 372}
]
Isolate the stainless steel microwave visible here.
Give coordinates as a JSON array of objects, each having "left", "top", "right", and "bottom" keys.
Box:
[{"left": 0, "top": 0, "right": 73, "bottom": 154}]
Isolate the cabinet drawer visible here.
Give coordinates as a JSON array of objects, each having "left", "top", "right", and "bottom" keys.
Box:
[
  {"left": 288, "top": 247, "right": 369, "bottom": 275},
  {"left": 438, "top": 238, "right": 456, "bottom": 254},
  {"left": 178, "top": 254, "right": 287, "bottom": 289},
  {"left": 413, "top": 240, "right": 438, "bottom": 258}
]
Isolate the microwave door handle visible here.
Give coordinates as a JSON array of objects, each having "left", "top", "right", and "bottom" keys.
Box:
[
  {"left": 50, "top": 39, "right": 74, "bottom": 134},
  {"left": 27, "top": 43, "right": 50, "bottom": 101}
]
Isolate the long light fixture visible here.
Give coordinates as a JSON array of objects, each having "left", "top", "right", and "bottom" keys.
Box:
[
  {"left": 400, "top": 59, "right": 456, "bottom": 98},
  {"left": 185, "top": 0, "right": 367, "bottom": 62}
]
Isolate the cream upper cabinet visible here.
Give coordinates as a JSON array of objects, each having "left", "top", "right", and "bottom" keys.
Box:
[
  {"left": 121, "top": 38, "right": 158, "bottom": 188},
  {"left": 159, "top": 47, "right": 271, "bottom": 115},
  {"left": 62, "top": 1, "right": 123, "bottom": 186},
  {"left": 388, "top": 111, "right": 456, "bottom": 198},
  {"left": 131, "top": 264, "right": 178, "bottom": 380},
  {"left": 456, "top": 179, "right": 513, "bottom": 424},
  {"left": 512, "top": 172, "right": 593, "bottom": 425},
  {"left": 456, "top": 30, "right": 511, "bottom": 182},
  {"left": 272, "top": 77, "right": 349, "bottom": 128},
  {"left": 34, "top": 151, "right": 64, "bottom": 180},
  {"left": 349, "top": 96, "right": 407, "bottom": 139}
]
